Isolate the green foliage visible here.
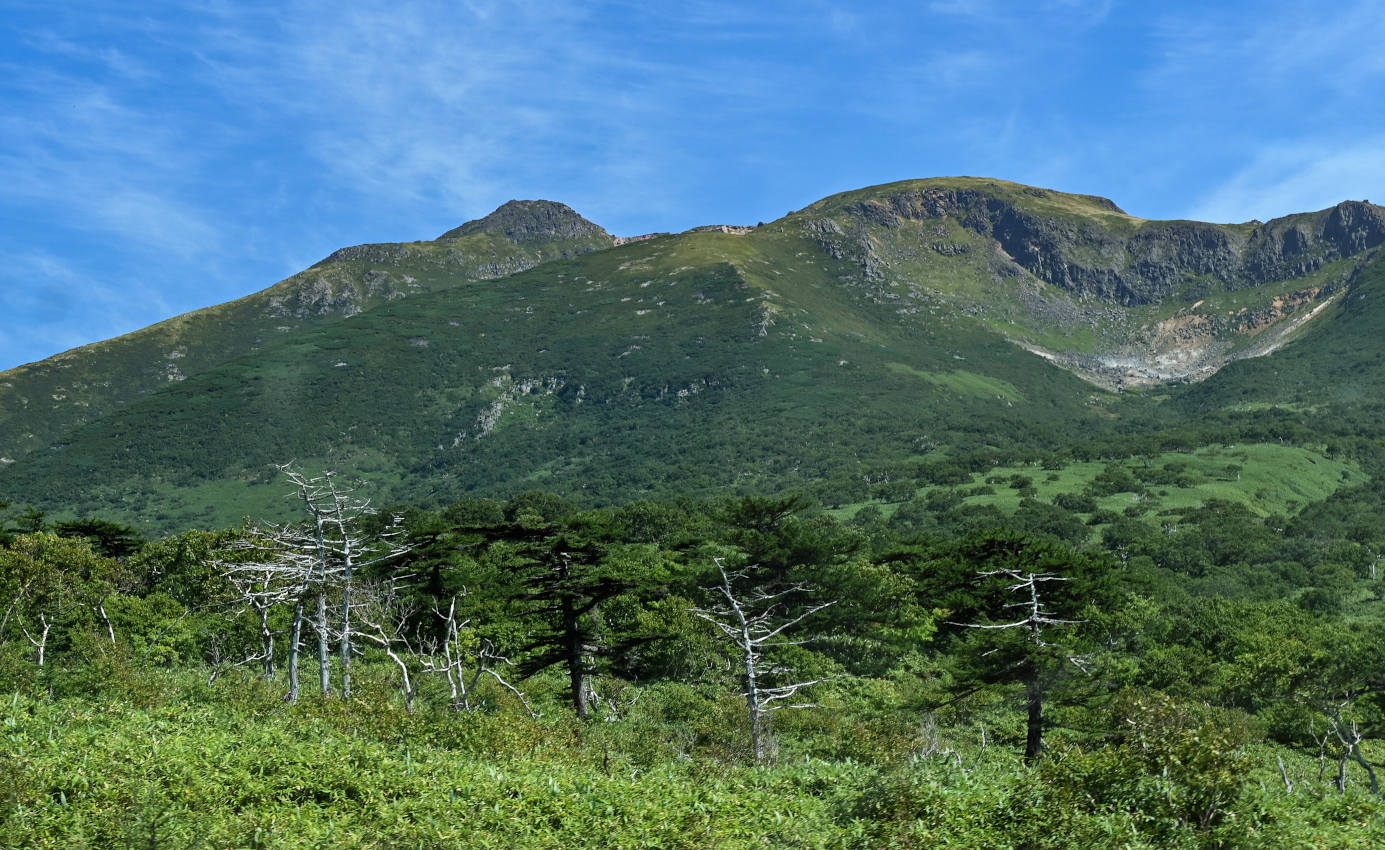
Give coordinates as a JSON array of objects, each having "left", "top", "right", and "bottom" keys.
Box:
[
  {"left": 5, "top": 177, "right": 1385, "bottom": 845},
  {"left": 1046, "top": 691, "right": 1259, "bottom": 840},
  {"left": 444, "top": 497, "right": 673, "bottom": 716},
  {"left": 5, "top": 483, "right": 1385, "bottom": 845},
  {"left": 52, "top": 519, "right": 145, "bottom": 559}
]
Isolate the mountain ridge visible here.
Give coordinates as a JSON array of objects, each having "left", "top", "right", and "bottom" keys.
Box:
[
  {"left": 435, "top": 199, "right": 613, "bottom": 246},
  {"left": 5, "top": 176, "right": 1385, "bottom": 530},
  {"left": 0, "top": 200, "right": 616, "bottom": 463}
]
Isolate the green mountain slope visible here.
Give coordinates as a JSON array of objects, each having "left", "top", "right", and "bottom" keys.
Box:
[
  {"left": 1, "top": 224, "right": 1110, "bottom": 529},
  {"left": 785, "top": 178, "right": 1384, "bottom": 387},
  {"left": 0, "top": 201, "right": 613, "bottom": 463},
  {"left": 1160, "top": 248, "right": 1385, "bottom": 415},
  {"left": 4, "top": 177, "right": 1385, "bottom": 532}
]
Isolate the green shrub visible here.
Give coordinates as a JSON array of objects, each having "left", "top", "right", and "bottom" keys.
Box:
[{"left": 1043, "top": 691, "right": 1257, "bottom": 843}]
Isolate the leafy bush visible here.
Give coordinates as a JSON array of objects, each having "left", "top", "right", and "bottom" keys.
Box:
[{"left": 1044, "top": 691, "right": 1258, "bottom": 842}]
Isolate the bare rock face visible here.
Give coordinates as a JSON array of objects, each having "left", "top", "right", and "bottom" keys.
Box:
[
  {"left": 1241, "top": 202, "right": 1385, "bottom": 283},
  {"left": 840, "top": 187, "right": 1385, "bottom": 306},
  {"left": 436, "top": 200, "right": 614, "bottom": 251}
]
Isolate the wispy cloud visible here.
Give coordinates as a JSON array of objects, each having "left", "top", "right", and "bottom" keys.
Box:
[
  {"left": 0, "top": 55, "right": 220, "bottom": 258},
  {"left": 185, "top": 0, "right": 766, "bottom": 230},
  {"left": 1144, "top": 1, "right": 1385, "bottom": 116},
  {"left": 1188, "top": 138, "right": 1385, "bottom": 222},
  {"left": 3, "top": 0, "right": 1384, "bottom": 372},
  {"left": 0, "top": 248, "right": 171, "bottom": 368},
  {"left": 1139, "top": 1, "right": 1385, "bottom": 220}
]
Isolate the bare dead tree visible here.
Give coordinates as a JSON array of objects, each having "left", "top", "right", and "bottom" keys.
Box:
[
  {"left": 1312, "top": 696, "right": 1381, "bottom": 795},
  {"left": 351, "top": 583, "right": 531, "bottom": 715},
  {"left": 219, "top": 523, "right": 319, "bottom": 701},
  {"left": 424, "top": 593, "right": 533, "bottom": 716},
  {"left": 215, "top": 466, "right": 410, "bottom": 702},
  {"left": 691, "top": 557, "right": 835, "bottom": 764},
  {"left": 20, "top": 612, "right": 51, "bottom": 668},
  {"left": 353, "top": 581, "right": 424, "bottom": 711},
  {"left": 220, "top": 554, "right": 292, "bottom": 682},
  {"left": 276, "top": 464, "right": 409, "bottom": 700}
]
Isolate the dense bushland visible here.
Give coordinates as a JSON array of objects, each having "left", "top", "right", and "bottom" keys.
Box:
[{"left": 3, "top": 482, "right": 1385, "bottom": 847}]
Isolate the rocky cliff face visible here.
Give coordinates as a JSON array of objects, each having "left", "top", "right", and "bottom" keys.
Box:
[
  {"left": 1241, "top": 202, "right": 1385, "bottom": 283},
  {"left": 831, "top": 185, "right": 1385, "bottom": 306},
  {"left": 792, "top": 180, "right": 1385, "bottom": 388}
]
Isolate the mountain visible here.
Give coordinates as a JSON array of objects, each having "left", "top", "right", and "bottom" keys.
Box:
[
  {"left": 0, "top": 200, "right": 613, "bottom": 463},
  {"left": 796, "top": 179, "right": 1384, "bottom": 386},
  {"left": 3, "top": 177, "right": 1384, "bottom": 532}
]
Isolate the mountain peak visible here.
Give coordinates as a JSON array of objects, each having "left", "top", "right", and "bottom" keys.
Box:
[{"left": 437, "top": 200, "right": 612, "bottom": 246}]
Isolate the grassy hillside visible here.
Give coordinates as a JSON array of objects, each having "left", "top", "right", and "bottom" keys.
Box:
[
  {"left": 1168, "top": 248, "right": 1385, "bottom": 411},
  {"left": 1, "top": 224, "right": 1114, "bottom": 530},
  {"left": 0, "top": 202, "right": 613, "bottom": 464},
  {"left": 4, "top": 179, "right": 1385, "bottom": 532},
  {"left": 8, "top": 682, "right": 1381, "bottom": 849}
]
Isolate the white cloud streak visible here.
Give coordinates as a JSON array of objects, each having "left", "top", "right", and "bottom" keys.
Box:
[
  {"left": 4, "top": 0, "right": 1385, "bottom": 371},
  {"left": 1188, "top": 139, "right": 1385, "bottom": 223},
  {"left": 1143, "top": 1, "right": 1385, "bottom": 220}
]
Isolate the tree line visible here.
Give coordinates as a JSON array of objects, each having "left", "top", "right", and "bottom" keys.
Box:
[{"left": 3, "top": 470, "right": 1385, "bottom": 804}]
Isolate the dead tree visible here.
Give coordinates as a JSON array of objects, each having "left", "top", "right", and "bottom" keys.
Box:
[
  {"left": 216, "top": 465, "right": 411, "bottom": 701},
  {"left": 21, "top": 612, "right": 51, "bottom": 668},
  {"left": 3, "top": 581, "right": 40, "bottom": 664},
  {"left": 692, "top": 557, "right": 835, "bottom": 764},
  {"left": 1309, "top": 695, "right": 1381, "bottom": 795},
  {"left": 421, "top": 593, "right": 532, "bottom": 714},
  {"left": 276, "top": 464, "right": 408, "bottom": 700},
  {"left": 353, "top": 583, "right": 531, "bottom": 715},
  {"left": 219, "top": 540, "right": 302, "bottom": 683},
  {"left": 219, "top": 523, "right": 319, "bottom": 701},
  {"left": 353, "top": 581, "right": 424, "bottom": 711}
]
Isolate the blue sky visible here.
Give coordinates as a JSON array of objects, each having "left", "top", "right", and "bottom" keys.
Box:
[{"left": 3, "top": 0, "right": 1384, "bottom": 372}]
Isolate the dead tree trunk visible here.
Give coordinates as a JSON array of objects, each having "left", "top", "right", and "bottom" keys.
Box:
[
  {"left": 22, "top": 612, "right": 51, "bottom": 667},
  {"left": 218, "top": 466, "right": 409, "bottom": 702},
  {"left": 287, "top": 596, "right": 304, "bottom": 703},
  {"left": 257, "top": 600, "right": 275, "bottom": 681},
  {"left": 219, "top": 529, "right": 316, "bottom": 701},
  {"left": 339, "top": 529, "right": 355, "bottom": 700},
  {"left": 692, "top": 557, "right": 835, "bottom": 764},
  {"left": 1326, "top": 700, "right": 1380, "bottom": 795},
  {"left": 315, "top": 589, "right": 331, "bottom": 696}
]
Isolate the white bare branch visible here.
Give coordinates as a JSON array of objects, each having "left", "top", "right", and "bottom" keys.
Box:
[{"left": 692, "top": 557, "right": 837, "bottom": 763}]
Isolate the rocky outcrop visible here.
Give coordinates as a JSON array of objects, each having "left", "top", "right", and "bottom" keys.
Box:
[
  {"left": 685, "top": 224, "right": 756, "bottom": 235},
  {"left": 831, "top": 186, "right": 1385, "bottom": 306},
  {"left": 612, "top": 232, "right": 670, "bottom": 246},
  {"left": 436, "top": 199, "right": 614, "bottom": 252},
  {"left": 1240, "top": 202, "right": 1385, "bottom": 283},
  {"left": 318, "top": 242, "right": 419, "bottom": 265}
]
